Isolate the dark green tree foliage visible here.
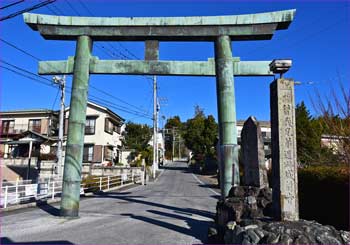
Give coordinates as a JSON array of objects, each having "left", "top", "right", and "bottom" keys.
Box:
[
  {"left": 296, "top": 102, "right": 322, "bottom": 164},
  {"left": 122, "top": 122, "right": 152, "bottom": 153},
  {"left": 164, "top": 116, "right": 184, "bottom": 159},
  {"left": 165, "top": 116, "right": 182, "bottom": 130},
  {"left": 184, "top": 106, "right": 218, "bottom": 160},
  {"left": 295, "top": 102, "right": 340, "bottom": 165}
]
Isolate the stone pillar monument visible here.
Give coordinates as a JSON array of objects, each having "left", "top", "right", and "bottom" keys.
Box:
[
  {"left": 241, "top": 116, "right": 269, "bottom": 188},
  {"left": 270, "top": 78, "right": 299, "bottom": 221}
]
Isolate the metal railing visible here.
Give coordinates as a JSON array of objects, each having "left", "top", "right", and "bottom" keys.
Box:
[{"left": 0, "top": 171, "right": 144, "bottom": 209}]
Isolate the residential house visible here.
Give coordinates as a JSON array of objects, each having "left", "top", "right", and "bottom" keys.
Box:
[
  {"left": 62, "top": 101, "right": 125, "bottom": 172},
  {"left": 0, "top": 101, "right": 125, "bottom": 181},
  {"left": 0, "top": 109, "right": 59, "bottom": 181}
]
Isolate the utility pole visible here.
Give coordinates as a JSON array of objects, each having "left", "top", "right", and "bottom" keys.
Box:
[
  {"left": 162, "top": 126, "right": 165, "bottom": 164},
  {"left": 178, "top": 136, "right": 181, "bottom": 160},
  {"left": 152, "top": 75, "right": 158, "bottom": 178},
  {"left": 172, "top": 128, "right": 175, "bottom": 162},
  {"left": 53, "top": 75, "right": 66, "bottom": 178}
]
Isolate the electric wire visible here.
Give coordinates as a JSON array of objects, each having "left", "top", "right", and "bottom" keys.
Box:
[
  {"left": 0, "top": 0, "right": 24, "bottom": 10},
  {"left": 0, "top": 0, "right": 56, "bottom": 21},
  {"left": 0, "top": 38, "right": 151, "bottom": 117}
]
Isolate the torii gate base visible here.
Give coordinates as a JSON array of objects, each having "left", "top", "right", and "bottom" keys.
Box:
[{"left": 23, "top": 9, "right": 295, "bottom": 217}]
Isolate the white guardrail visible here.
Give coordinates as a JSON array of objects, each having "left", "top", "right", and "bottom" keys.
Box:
[{"left": 0, "top": 172, "right": 143, "bottom": 209}]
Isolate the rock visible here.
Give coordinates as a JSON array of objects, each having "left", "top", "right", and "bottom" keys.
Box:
[
  {"left": 265, "top": 233, "right": 280, "bottom": 244},
  {"left": 279, "top": 234, "right": 293, "bottom": 244},
  {"left": 244, "top": 224, "right": 259, "bottom": 230},
  {"left": 246, "top": 229, "right": 261, "bottom": 244},
  {"left": 316, "top": 234, "right": 342, "bottom": 244},
  {"left": 340, "top": 230, "right": 350, "bottom": 244},
  {"left": 246, "top": 186, "right": 261, "bottom": 197},
  {"left": 226, "top": 221, "right": 236, "bottom": 230},
  {"left": 208, "top": 226, "right": 218, "bottom": 237},
  {"left": 253, "top": 228, "right": 265, "bottom": 239},
  {"left": 246, "top": 196, "right": 257, "bottom": 205},
  {"left": 229, "top": 186, "right": 245, "bottom": 197},
  {"left": 294, "top": 234, "right": 310, "bottom": 244}
]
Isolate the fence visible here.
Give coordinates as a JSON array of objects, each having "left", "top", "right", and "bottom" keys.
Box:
[{"left": 0, "top": 171, "right": 144, "bottom": 209}]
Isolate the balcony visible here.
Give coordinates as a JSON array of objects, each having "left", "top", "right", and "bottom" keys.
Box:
[{"left": 1, "top": 124, "right": 42, "bottom": 137}]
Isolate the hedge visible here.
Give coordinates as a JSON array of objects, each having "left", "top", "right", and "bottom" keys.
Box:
[{"left": 298, "top": 165, "right": 349, "bottom": 231}]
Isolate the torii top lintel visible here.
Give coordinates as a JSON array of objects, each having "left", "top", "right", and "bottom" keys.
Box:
[{"left": 23, "top": 9, "right": 295, "bottom": 41}]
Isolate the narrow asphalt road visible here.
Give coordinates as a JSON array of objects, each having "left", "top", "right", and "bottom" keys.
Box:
[{"left": 1, "top": 162, "right": 219, "bottom": 244}]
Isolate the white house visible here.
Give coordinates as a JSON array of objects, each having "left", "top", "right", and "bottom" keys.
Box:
[{"left": 0, "top": 101, "right": 126, "bottom": 181}]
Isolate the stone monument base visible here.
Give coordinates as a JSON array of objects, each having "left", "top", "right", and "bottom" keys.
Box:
[
  {"left": 216, "top": 186, "right": 273, "bottom": 227},
  {"left": 223, "top": 219, "right": 350, "bottom": 244},
  {"left": 210, "top": 185, "right": 350, "bottom": 244}
]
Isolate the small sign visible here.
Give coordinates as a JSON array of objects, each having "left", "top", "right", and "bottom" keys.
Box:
[
  {"left": 25, "top": 184, "right": 38, "bottom": 196},
  {"left": 122, "top": 173, "right": 128, "bottom": 181}
]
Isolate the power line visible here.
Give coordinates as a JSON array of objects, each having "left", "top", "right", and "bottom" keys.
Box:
[
  {"left": 62, "top": 0, "right": 80, "bottom": 16},
  {"left": 89, "top": 84, "right": 149, "bottom": 114},
  {"left": 0, "top": 59, "right": 52, "bottom": 83},
  {"left": 54, "top": 1, "right": 154, "bottom": 115},
  {"left": 0, "top": 38, "right": 41, "bottom": 61},
  {"left": 0, "top": 65, "right": 56, "bottom": 88},
  {"left": 0, "top": 0, "right": 56, "bottom": 21},
  {"left": 1, "top": 63, "right": 152, "bottom": 120},
  {"left": 51, "top": 88, "right": 60, "bottom": 110},
  {"left": 1, "top": 58, "right": 152, "bottom": 118},
  {"left": 77, "top": 0, "right": 94, "bottom": 16},
  {"left": 0, "top": 0, "right": 24, "bottom": 10},
  {"left": 0, "top": 38, "right": 150, "bottom": 116}
]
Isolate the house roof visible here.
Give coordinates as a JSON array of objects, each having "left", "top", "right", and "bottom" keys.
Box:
[
  {"left": 65, "top": 101, "right": 125, "bottom": 123},
  {"left": 0, "top": 109, "right": 58, "bottom": 116}
]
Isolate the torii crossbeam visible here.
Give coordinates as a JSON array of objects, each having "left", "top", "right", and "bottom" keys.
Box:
[{"left": 23, "top": 9, "right": 295, "bottom": 217}]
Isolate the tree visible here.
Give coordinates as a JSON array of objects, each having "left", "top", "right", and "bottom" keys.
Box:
[
  {"left": 310, "top": 79, "right": 350, "bottom": 164},
  {"left": 183, "top": 106, "right": 218, "bottom": 161},
  {"left": 295, "top": 102, "right": 322, "bottom": 164},
  {"left": 122, "top": 122, "right": 152, "bottom": 164},
  {"left": 164, "top": 116, "right": 184, "bottom": 159}
]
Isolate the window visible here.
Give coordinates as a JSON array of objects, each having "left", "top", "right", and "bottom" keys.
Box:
[
  {"left": 104, "top": 146, "right": 113, "bottom": 161},
  {"left": 1, "top": 120, "right": 14, "bottom": 134},
  {"left": 29, "top": 119, "right": 41, "bottom": 133},
  {"left": 114, "top": 125, "right": 121, "bottom": 134},
  {"left": 104, "top": 118, "right": 113, "bottom": 134},
  {"left": 85, "top": 117, "right": 96, "bottom": 135},
  {"left": 83, "top": 144, "right": 94, "bottom": 162}
]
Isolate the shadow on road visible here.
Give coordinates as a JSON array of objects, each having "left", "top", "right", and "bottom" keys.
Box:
[
  {"left": 87, "top": 191, "right": 215, "bottom": 243},
  {"left": 1, "top": 237, "right": 73, "bottom": 244},
  {"left": 160, "top": 165, "right": 191, "bottom": 173},
  {"left": 198, "top": 183, "right": 218, "bottom": 189},
  {"left": 90, "top": 192, "right": 214, "bottom": 220},
  {"left": 121, "top": 209, "right": 209, "bottom": 243},
  {"left": 37, "top": 202, "right": 60, "bottom": 216}
]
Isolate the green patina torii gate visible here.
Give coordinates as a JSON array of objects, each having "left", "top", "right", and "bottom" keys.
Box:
[{"left": 23, "top": 9, "right": 295, "bottom": 217}]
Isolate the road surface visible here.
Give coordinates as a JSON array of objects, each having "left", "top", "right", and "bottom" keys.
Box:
[{"left": 1, "top": 162, "right": 219, "bottom": 244}]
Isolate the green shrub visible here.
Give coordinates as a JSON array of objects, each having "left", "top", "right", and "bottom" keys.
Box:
[{"left": 298, "top": 165, "right": 349, "bottom": 230}]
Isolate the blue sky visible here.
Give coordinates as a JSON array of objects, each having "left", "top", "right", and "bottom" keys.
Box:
[{"left": 1, "top": 0, "right": 349, "bottom": 126}]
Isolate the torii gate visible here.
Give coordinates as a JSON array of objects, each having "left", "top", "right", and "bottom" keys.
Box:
[{"left": 23, "top": 9, "right": 295, "bottom": 217}]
